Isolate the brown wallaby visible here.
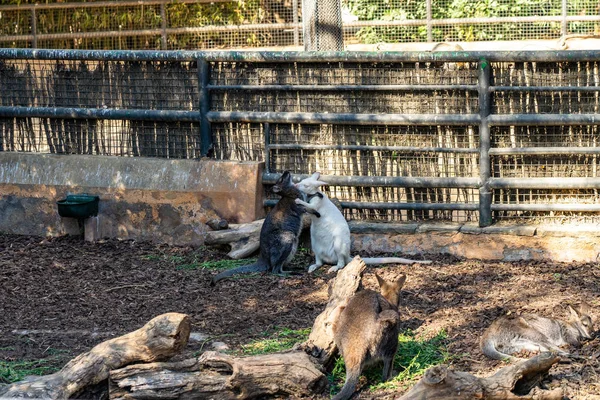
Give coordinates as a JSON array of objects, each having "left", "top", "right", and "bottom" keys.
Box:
[
  {"left": 210, "top": 171, "right": 319, "bottom": 285},
  {"left": 480, "top": 303, "right": 594, "bottom": 361},
  {"left": 331, "top": 274, "right": 407, "bottom": 400}
]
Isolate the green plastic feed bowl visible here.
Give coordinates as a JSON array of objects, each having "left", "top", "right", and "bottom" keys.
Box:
[{"left": 57, "top": 194, "right": 99, "bottom": 219}]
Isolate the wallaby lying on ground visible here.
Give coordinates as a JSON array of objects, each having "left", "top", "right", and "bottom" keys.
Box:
[
  {"left": 294, "top": 172, "right": 431, "bottom": 273},
  {"left": 332, "top": 273, "right": 407, "bottom": 400},
  {"left": 211, "top": 171, "right": 319, "bottom": 286},
  {"left": 480, "top": 302, "right": 594, "bottom": 361}
]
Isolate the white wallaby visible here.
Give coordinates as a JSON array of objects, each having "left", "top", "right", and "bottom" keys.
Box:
[{"left": 295, "top": 172, "right": 432, "bottom": 273}]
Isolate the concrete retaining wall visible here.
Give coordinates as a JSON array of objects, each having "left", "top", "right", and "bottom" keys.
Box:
[
  {"left": 2, "top": 152, "right": 599, "bottom": 262},
  {"left": 0, "top": 153, "right": 265, "bottom": 245},
  {"left": 350, "top": 222, "right": 600, "bottom": 263}
]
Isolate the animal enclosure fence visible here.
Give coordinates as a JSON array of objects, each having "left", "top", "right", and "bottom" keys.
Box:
[
  {"left": 1, "top": 0, "right": 600, "bottom": 50},
  {"left": 2, "top": 49, "right": 600, "bottom": 226}
]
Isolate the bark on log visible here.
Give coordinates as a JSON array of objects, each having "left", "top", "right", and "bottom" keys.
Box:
[
  {"left": 0, "top": 313, "right": 191, "bottom": 399},
  {"left": 400, "top": 352, "right": 564, "bottom": 400},
  {"left": 205, "top": 219, "right": 264, "bottom": 259},
  {"left": 205, "top": 219, "right": 264, "bottom": 245},
  {"left": 108, "top": 350, "right": 327, "bottom": 399},
  {"left": 299, "top": 255, "right": 367, "bottom": 367},
  {"left": 227, "top": 236, "right": 260, "bottom": 259}
]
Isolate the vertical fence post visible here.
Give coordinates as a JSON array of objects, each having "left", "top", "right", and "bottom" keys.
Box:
[
  {"left": 426, "top": 0, "right": 433, "bottom": 42},
  {"left": 31, "top": 7, "right": 38, "bottom": 48},
  {"left": 160, "top": 3, "right": 168, "bottom": 50},
  {"left": 561, "top": 0, "right": 568, "bottom": 37},
  {"left": 198, "top": 58, "right": 212, "bottom": 157},
  {"left": 478, "top": 58, "right": 492, "bottom": 227},
  {"left": 264, "top": 123, "right": 271, "bottom": 173},
  {"left": 293, "top": 0, "right": 300, "bottom": 47}
]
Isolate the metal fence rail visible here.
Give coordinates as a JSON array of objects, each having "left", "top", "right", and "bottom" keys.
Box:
[
  {"left": 2, "top": 49, "right": 600, "bottom": 225},
  {"left": 1, "top": 0, "right": 600, "bottom": 50}
]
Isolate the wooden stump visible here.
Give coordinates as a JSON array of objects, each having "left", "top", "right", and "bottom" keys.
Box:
[
  {"left": 400, "top": 352, "right": 564, "bottom": 400},
  {"left": 108, "top": 350, "right": 327, "bottom": 399},
  {"left": 0, "top": 313, "right": 190, "bottom": 399},
  {"left": 299, "top": 255, "right": 367, "bottom": 367}
]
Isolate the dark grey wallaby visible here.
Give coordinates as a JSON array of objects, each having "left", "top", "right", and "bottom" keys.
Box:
[
  {"left": 331, "top": 274, "right": 407, "bottom": 400},
  {"left": 210, "top": 171, "right": 318, "bottom": 286}
]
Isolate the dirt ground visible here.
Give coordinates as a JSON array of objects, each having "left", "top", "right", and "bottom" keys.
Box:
[{"left": 1, "top": 233, "right": 600, "bottom": 399}]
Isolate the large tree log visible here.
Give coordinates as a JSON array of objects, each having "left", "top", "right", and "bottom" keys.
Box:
[
  {"left": 299, "top": 255, "right": 367, "bottom": 367},
  {"left": 400, "top": 352, "right": 564, "bottom": 400},
  {"left": 0, "top": 313, "right": 191, "bottom": 399},
  {"left": 108, "top": 350, "right": 327, "bottom": 399}
]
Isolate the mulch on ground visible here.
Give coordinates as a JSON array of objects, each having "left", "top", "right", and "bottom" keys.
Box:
[{"left": 1, "top": 233, "right": 599, "bottom": 399}]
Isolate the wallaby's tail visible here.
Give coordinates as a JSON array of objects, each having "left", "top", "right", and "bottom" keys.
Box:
[
  {"left": 210, "top": 262, "right": 267, "bottom": 286},
  {"left": 363, "top": 257, "right": 432, "bottom": 265},
  {"left": 480, "top": 338, "right": 515, "bottom": 361},
  {"left": 332, "top": 367, "right": 361, "bottom": 400}
]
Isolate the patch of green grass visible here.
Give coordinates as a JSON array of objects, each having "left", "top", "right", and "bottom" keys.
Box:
[
  {"left": 178, "top": 258, "right": 257, "bottom": 271},
  {"left": 0, "top": 359, "right": 60, "bottom": 384},
  {"left": 552, "top": 272, "right": 563, "bottom": 281},
  {"left": 329, "top": 329, "right": 450, "bottom": 396},
  {"left": 239, "top": 327, "right": 311, "bottom": 356}
]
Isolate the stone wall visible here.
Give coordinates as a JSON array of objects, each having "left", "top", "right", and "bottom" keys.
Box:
[
  {"left": 0, "top": 153, "right": 265, "bottom": 246},
  {"left": 350, "top": 222, "right": 600, "bottom": 263}
]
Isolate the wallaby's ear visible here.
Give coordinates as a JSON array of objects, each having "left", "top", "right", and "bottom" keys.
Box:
[
  {"left": 375, "top": 273, "right": 386, "bottom": 288},
  {"left": 395, "top": 274, "right": 407, "bottom": 290},
  {"left": 273, "top": 171, "right": 291, "bottom": 193},
  {"left": 311, "top": 172, "right": 321, "bottom": 180},
  {"left": 315, "top": 180, "right": 328, "bottom": 187},
  {"left": 281, "top": 171, "right": 292, "bottom": 185},
  {"left": 568, "top": 305, "right": 580, "bottom": 320},
  {"left": 578, "top": 302, "right": 592, "bottom": 316}
]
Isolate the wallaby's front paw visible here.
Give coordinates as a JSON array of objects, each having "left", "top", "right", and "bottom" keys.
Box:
[
  {"left": 314, "top": 211, "right": 321, "bottom": 218},
  {"left": 295, "top": 198, "right": 302, "bottom": 204},
  {"left": 328, "top": 266, "right": 342, "bottom": 273},
  {"left": 308, "top": 264, "right": 321, "bottom": 273}
]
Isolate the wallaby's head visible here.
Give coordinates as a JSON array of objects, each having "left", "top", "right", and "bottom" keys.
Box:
[
  {"left": 272, "top": 171, "right": 302, "bottom": 199},
  {"left": 567, "top": 302, "right": 594, "bottom": 339},
  {"left": 295, "top": 172, "right": 328, "bottom": 195},
  {"left": 376, "top": 273, "right": 407, "bottom": 309}
]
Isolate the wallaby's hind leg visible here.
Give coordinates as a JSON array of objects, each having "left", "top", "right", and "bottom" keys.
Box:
[
  {"left": 513, "top": 338, "right": 568, "bottom": 356},
  {"left": 308, "top": 256, "right": 323, "bottom": 273},
  {"left": 328, "top": 243, "right": 351, "bottom": 273},
  {"left": 382, "top": 357, "right": 394, "bottom": 381},
  {"left": 328, "top": 257, "right": 346, "bottom": 274},
  {"left": 270, "top": 231, "right": 298, "bottom": 275}
]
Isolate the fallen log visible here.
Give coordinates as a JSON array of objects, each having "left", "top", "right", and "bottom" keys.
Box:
[
  {"left": 400, "top": 352, "right": 563, "bottom": 400},
  {"left": 204, "top": 216, "right": 313, "bottom": 260},
  {"left": 299, "top": 255, "right": 367, "bottom": 367},
  {"left": 0, "top": 313, "right": 191, "bottom": 399},
  {"left": 204, "top": 219, "right": 264, "bottom": 259},
  {"left": 108, "top": 350, "right": 327, "bottom": 399}
]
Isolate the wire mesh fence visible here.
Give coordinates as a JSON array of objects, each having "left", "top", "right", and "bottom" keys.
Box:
[
  {"left": 3, "top": 50, "right": 600, "bottom": 224},
  {"left": 1, "top": 0, "right": 599, "bottom": 50},
  {"left": 493, "top": 188, "right": 600, "bottom": 223},
  {"left": 0, "top": 117, "right": 201, "bottom": 158},
  {"left": 0, "top": 59, "right": 199, "bottom": 110}
]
